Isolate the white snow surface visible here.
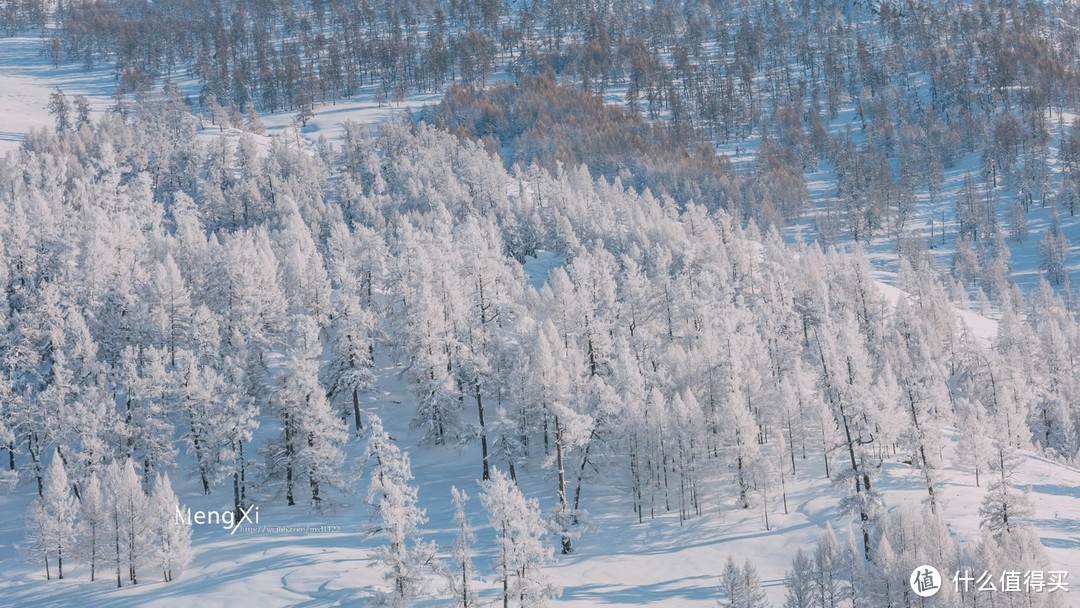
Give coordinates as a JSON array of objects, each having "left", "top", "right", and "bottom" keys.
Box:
[{"left": 0, "top": 36, "right": 110, "bottom": 154}]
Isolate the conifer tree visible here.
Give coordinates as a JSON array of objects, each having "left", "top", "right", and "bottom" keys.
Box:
[
  {"left": 979, "top": 437, "right": 1032, "bottom": 535},
  {"left": 783, "top": 549, "right": 814, "bottom": 608},
  {"left": 76, "top": 472, "right": 106, "bottom": 582},
  {"left": 151, "top": 474, "right": 193, "bottom": 582},
  {"left": 480, "top": 468, "right": 559, "bottom": 608},
  {"left": 363, "top": 415, "right": 433, "bottom": 606},
  {"left": 23, "top": 452, "right": 78, "bottom": 580},
  {"left": 447, "top": 486, "right": 478, "bottom": 608},
  {"left": 106, "top": 459, "right": 153, "bottom": 587}
]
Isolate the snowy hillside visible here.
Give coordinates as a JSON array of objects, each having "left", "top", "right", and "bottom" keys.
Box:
[{"left": 0, "top": 317, "right": 1077, "bottom": 608}]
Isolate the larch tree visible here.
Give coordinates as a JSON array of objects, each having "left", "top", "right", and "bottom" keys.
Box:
[
  {"left": 47, "top": 87, "right": 69, "bottom": 132},
  {"left": 106, "top": 458, "right": 153, "bottom": 587},
  {"left": 453, "top": 219, "right": 523, "bottom": 481},
  {"left": 118, "top": 346, "right": 175, "bottom": 486},
  {"left": 272, "top": 316, "right": 347, "bottom": 508},
  {"left": 76, "top": 472, "right": 106, "bottom": 582},
  {"left": 718, "top": 556, "right": 770, "bottom": 608},
  {"left": 979, "top": 436, "right": 1032, "bottom": 535},
  {"left": 727, "top": 379, "right": 762, "bottom": 511},
  {"left": 392, "top": 224, "right": 463, "bottom": 446},
  {"left": 953, "top": 396, "right": 993, "bottom": 488},
  {"left": 1038, "top": 209, "right": 1068, "bottom": 285},
  {"left": 447, "top": 486, "right": 478, "bottom": 608},
  {"left": 324, "top": 291, "right": 377, "bottom": 437},
  {"left": 147, "top": 254, "right": 193, "bottom": 367},
  {"left": 23, "top": 451, "right": 78, "bottom": 580},
  {"left": 783, "top": 548, "right": 814, "bottom": 608},
  {"left": 151, "top": 473, "right": 193, "bottom": 582},
  {"left": 218, "top": 357, "right": 259, "bottom": 521},
  {"left": 363, "top": 415, "right": 433, "bottom": 606},
  {"left": 890, "top": 296, "right": 947, "bottom": 514},
  {"left": 530, "top": 320, "right": 591, "bottom": 554},
  {"left": 178, "top": 358, "right": 219, "bottom": 495},
  {"left": 480, "top": 468, "right": 559, "bottom": 608},
  {"left": 812, "top": 312, "right": 887, "bottom": 561}
]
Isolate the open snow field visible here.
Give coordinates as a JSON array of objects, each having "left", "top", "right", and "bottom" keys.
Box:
[{"left": 0, "top": 36, "right": 112, "bottom": 154}]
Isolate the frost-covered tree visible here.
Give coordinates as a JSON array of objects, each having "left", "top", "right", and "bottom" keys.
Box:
[
  {"left": 218, "top": 357, "right": 259, "bottom": 520},
  {"left": 891, "top": 294, "right": 947, "bottom": 515},
  {"left": 106, "top": 459, "right": 153, "bottom": 587},
  {"left": 178, "top": 358, "right": 219, "bottom": 495},
  {"left": 363, "top": 415, "right": 433, "bottom": 606},
  {"left": 271, "top": 316, "right": 346, "bottom": 507},
  {"left": 782, "top": 549, "right": 814, "bottom": 608},
  {"left": 47, "top": 87, "right": 69, "bottom": 132},
  {"left": 324, "top": 292, "right": 376, "bottom": 436},
  {"left": 447, "top": 486, "right": 478, "bottom": 608},
  {"left": 453, "top": 219, "right": 523, "bottom": 480},
  {"left": 120, "top": 346, "right": 176, "bottom": 486},
  {"left": 979, "top": 437, "right": 1032, "bottom": 535},
  {"left": 1008, "top": 200, "right": 1028, "bottom": 243},
  {"left": 150, "top": 473, "right": 193, "bottom": 582},
  {"left": 76, "top": 472, "right": 106, "bottom": 582},
  {"left": 480, "top": 468, "right": 559, "bottom": 607},
  {"left": 23, "top": 452, "right": 78, "bottom": 580},
  {"left": 954, "top": 397, "right": 993, "bottom": 487},
  {"left": 147, "top": 254, "right": 193, "bottom": 367},
  {"left": 811, "top": 525, "right": 844, "bottom": 608},
  {"left": 718, "top": 556, "right": 770, "bottom": 608},
  {"left": 727, "top": 381, "right": 761, "bottom": 511},
  {"left": 1039, "top": 210, "right": 1068, "bottom": 285},
  {"left": 529, "top": 320, "right": 591, "bottom": 553},
  {"left": 812, "top": 312, "right": 886, "bottom": 560}
]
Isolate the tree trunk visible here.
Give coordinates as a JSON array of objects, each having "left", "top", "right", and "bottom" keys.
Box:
[
  {"left": 475, "top": 382, "right": 489, "bottom": 481},
  {"left": 90, "top": 524, "right": 96, "bottom": 582},
  {"left": 114, "top": 511, "right": 122, "bottom": 588},
  {"left": 285, "top": 413, "right": 295, "bottom": 506},
  {"left": 572, "top": 431, "right": 597, "bottom": 524},
  {"left": 554, "top": 415, "right": 572, "bottom": 554},
  {"left": 352, "top": 387, "right": 363, "bottom": 436},
  {"left": 29, "top": 434, "right": 42, "bottom": 498},
  {"left": 309, "top": 432, "right": 321, "bottom": 506}
]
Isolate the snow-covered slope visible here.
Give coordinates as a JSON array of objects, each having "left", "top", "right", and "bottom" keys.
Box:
[
  {"left": 0, "top": 257, "right": 1074, "bottom": 608},
  {"left": 0, "top": 37, "right": 112, "bottom": 154},
  {"left": 1, "top": 372, "right": 1076, "bottom": 607}
]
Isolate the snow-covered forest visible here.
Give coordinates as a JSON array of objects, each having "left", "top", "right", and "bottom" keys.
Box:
[
  {"left": 0, "top": 0, "right": 1079, "bottom": 606},
  {"left": 9, "top": 0, "right": 1080, "bottom": 284}
]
